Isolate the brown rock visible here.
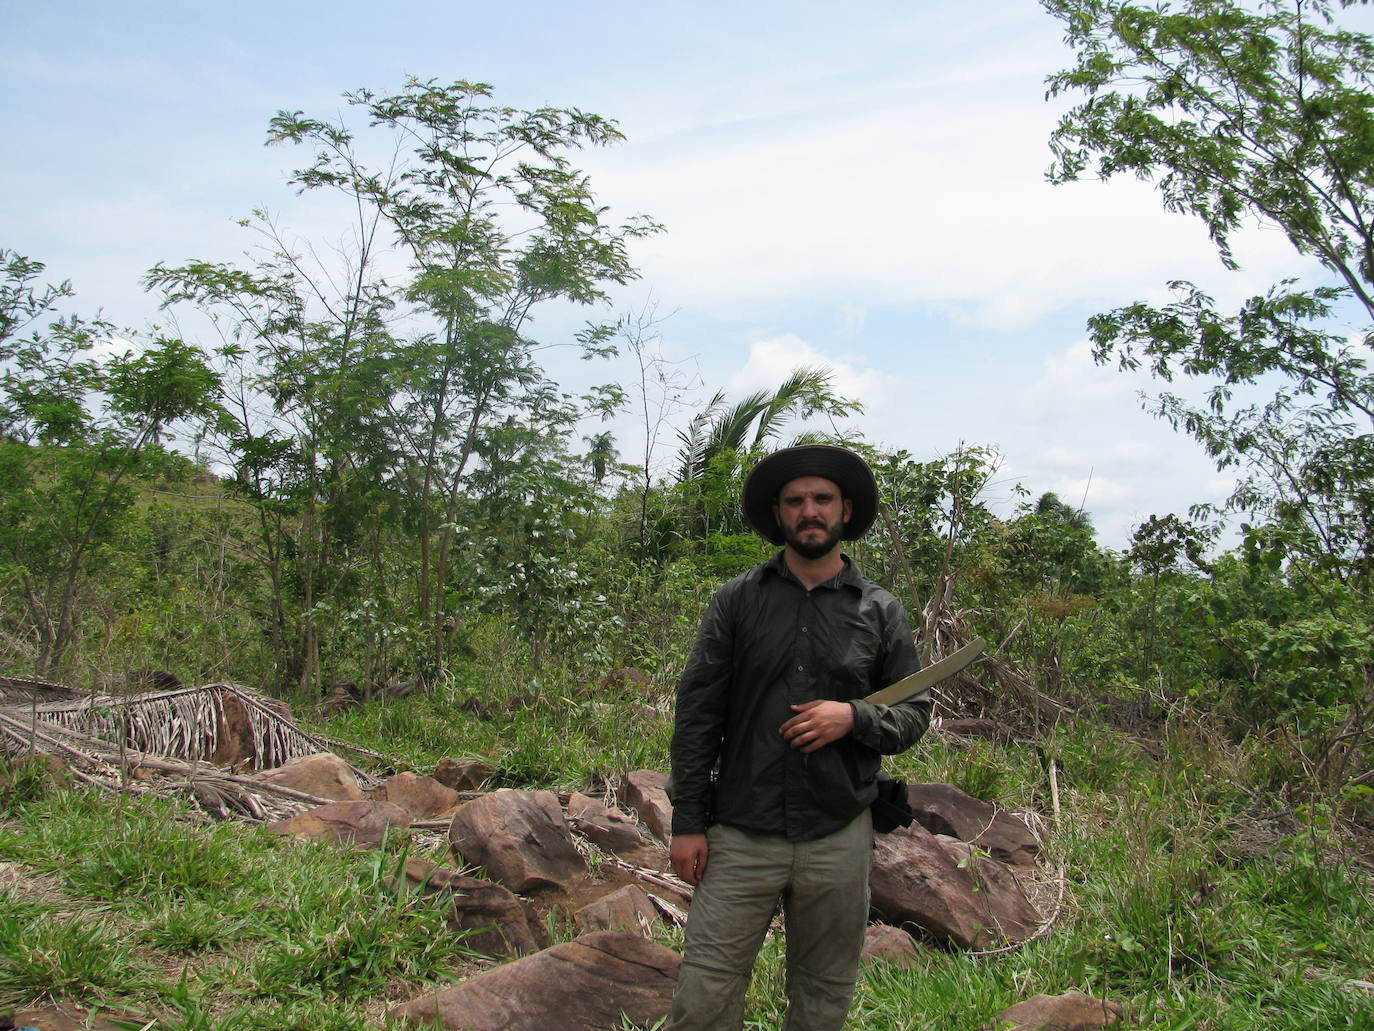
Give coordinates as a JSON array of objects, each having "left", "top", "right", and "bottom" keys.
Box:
[
  {"left": 987, "top": 990, "right": 1122, "bottom": 1030},
  {"left": 394, "top": 858, "right": 547, "bottom": 957},
  {"left": 907, "top": 782, "right": 1040, "bottom": 867},
  {"left": 574, "top": 884, "right": 661, "bottom": 936},
  {"left": 208, "top": 688, "right": 295, "bottom": 768},
  {"left": 619, "top": 769, "right": 672, "bottom": 843},
  {"left": 210, "top": 690, "right": 254, "bottom": 767},
  {"left": 433, "top": 757, "right": 493, "bottom": 791},
  {"left": 860, "top": 923, "right": 921, "bottom": 966},
  {"left": 449, "top": 788, "right": 586, "bottom": 892},
  {"left": 567, "top": 792, "right": 655, "bottom": 854},
  {"left": 254, "top": 751, "right": 364, "bottom": 801},
  {"left": 870, "top": 821, "right": 1040, "bottom": 948},
  {"left": 370, "top": 772, "right": 461, "bottom": 819},
  {"left": 10, "top": 1005, "right": 136, "bottom": 1031},
  {"left": 935, "top": 836, "right": 1043, "bottom": 942},
  {"left": 267, "top": 800, "right": 411, "bottom": 847},
  {"left": 392, "top": 931, "right": 680, "bottom": 1031}
]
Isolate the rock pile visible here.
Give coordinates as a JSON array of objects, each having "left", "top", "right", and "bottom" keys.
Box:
[{"left": 249, "top": 753, "right": 1114, "bottom": 1030}]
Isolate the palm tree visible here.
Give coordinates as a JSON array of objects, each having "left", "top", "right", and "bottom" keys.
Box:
[
  {"left": 674, "top": 366, "right": 860, "bottom": 538},
  {"left": 1034, "top": 491, "right": 1094, "bottom": 533},
  {"left": 584, "top": 431, "right": 617, "bottom": 486}
]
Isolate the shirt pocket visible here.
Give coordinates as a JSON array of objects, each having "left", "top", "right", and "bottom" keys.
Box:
[{"left": 828, "top": 620, "right": 880, "bottom": 694}]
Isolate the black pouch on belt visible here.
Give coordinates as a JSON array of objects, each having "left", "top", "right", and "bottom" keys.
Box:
[{"left": 870, "top": 771, "right": 913, "bottom": 833}]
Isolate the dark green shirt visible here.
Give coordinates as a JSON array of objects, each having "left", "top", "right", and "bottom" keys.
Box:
[{"left": 670, "top": 551, "right": 928, "bottom": 842}]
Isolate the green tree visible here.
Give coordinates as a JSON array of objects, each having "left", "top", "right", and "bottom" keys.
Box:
[
  {"left": 1044, "top": 0, "right": 1374, "bottom": 587},
  {"left": 861, "top": 444, "right": 1006, "bottom": 652},
  {"left": 1126, "top": 512, "right": 1215, "bottom": 677},
  {"left": 0, "top": 251, "right": 220, "bottom": 675},
  {"left": 150, "top": 80, "right": 658, "bottom": 691},
  {"left": 1002, "top": 493, "right": 1114, "bottom": 598}
]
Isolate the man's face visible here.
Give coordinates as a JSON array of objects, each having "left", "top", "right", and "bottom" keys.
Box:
[{"left": 773, "top": 475, "right": 852, "bottom": 560}]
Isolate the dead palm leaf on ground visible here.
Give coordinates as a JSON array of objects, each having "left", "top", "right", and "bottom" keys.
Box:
[{"left": 0, "top": 678, "right": 381, "bottom": 820}]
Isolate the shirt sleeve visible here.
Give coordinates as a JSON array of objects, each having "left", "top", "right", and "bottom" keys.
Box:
[
  {"left": 849, "top": 594, "right": 930, "bottom": 755},
  {"left": 668, "top": 586, "right": 735, "bottom": 835}
]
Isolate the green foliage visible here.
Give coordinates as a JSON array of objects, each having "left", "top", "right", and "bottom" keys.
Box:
[
  {"left": 315, "top": 630, "right": 674, "bottom": 787},
  {"left": 1045, "top": 0, "right": 1374, "bottom": 584},
  {"left": 0, "top": 755, "right": 64, "bottom": 816},
  {"left": 139, "top": 898, "right": 252, "bottom": 954},
  {"left": 1047, "top": 721, "right": 1153, "bottom": 795},
  {"left": 860, "top": 444, "right": 1007, "bottom": 612},
  {"left": 0, "top": 790, "right": 471, "bottom": 1020},
  {"left": 63, "top": 812, "right": 243, "bottom": 903},
  {"left": 148, "top": 79, "right": 658, "bottom": 693},
  {"left": 1043, "top": 1, "right": 1374, "bottom": 789},
  {"left": 248, "top": 846, "right": 466, "bottom": 999},
  {"left": 0, "top": 899, "right": 146, "bottom": 1005},
  {"left": 1001, "top": 493, "right": 1117, "bottom": 598},
  {"left": 0, "top": 251, "right": 221, "bottom": 676}
]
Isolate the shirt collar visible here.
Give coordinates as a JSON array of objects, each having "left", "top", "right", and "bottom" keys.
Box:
[{"left": 764, "top": 549, "right": 862, "bottom": 592}]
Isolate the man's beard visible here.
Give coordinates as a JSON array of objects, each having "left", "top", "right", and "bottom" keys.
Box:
[{"left": 783, "top": 518, "right": 846, "bottom": 559}]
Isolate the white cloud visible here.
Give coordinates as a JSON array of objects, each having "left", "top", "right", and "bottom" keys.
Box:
[
  {"left": 728, "top": 334, "right": 892, "bottom": 428},
  {"left": 590, "top": 42, "right": 1325, "bottom": 334},
  {"left": 969, "top": 340, "right": 1235, "bottom": 548}
]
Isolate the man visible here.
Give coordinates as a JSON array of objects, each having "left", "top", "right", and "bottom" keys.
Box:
[{"left": 667, "top": 444, "right": 931, "bottom": 1031}]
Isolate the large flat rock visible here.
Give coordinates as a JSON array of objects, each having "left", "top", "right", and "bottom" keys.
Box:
[
  {"left": 448, "top": 788, "right": 586, "bottom": 892},
  {"left": 870, "top": 820, "right": 1040, "bottom": 948},
  {"left": 392, "top": 931, "right": 680, "bottom": 1030}
]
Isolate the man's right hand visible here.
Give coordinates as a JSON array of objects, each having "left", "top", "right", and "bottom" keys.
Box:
[{"left": 670, "top": 832, "right": 709, "bottom": 886}]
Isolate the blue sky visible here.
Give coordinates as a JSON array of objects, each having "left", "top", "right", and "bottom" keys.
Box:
[{"left": 5, "top": 0, "right": 1362, "bottom": 548}]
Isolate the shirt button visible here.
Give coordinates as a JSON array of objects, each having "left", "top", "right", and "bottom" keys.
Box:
[
  {"left": 797, "top": 665, "right": 804, "bottom": 672},
  {"left": 801, "top": 626, "right": 808, "bottom": 633}
]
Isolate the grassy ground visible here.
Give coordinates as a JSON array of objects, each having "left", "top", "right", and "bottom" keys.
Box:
[{"left": 2, "top": 666, "right": 1372, "bottom": 1030}]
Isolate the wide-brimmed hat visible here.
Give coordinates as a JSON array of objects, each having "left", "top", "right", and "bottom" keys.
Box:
[{"left": 741, "top": 444, "right": 878, "bottom": 545}]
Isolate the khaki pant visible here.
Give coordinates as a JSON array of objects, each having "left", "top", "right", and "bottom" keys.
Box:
[{"left": 667, "top": 811, "right": 873, "bottom": 1031}]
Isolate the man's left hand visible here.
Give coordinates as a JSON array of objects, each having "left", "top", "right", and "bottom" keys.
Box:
[{"left": 780, "top": 699, "right": 854, "bottom": 753}]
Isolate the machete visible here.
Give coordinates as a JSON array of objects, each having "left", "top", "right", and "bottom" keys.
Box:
[{"left": 862, "top": 636, "right": 986, "bottom": 707}]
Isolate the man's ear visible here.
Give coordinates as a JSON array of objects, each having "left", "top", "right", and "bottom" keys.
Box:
[
  {"left": 842, "top": 497, "right": 853, "bottom": 522},
  {"left": 772, "top": 502, "right": 782, "bottom": 526}
]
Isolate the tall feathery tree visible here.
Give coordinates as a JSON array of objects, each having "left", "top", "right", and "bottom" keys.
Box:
[{"left": 150, "top": 80, "right": 659, "bottom": 691}]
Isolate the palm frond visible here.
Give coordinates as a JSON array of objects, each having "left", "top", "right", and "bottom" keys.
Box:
[
  {"left": 1, "top": 682, "right": 376, "bottom": 784},
  {"left": 752, "top": 366, "right": 830, "bottom": 446},
  {"left": 704, "top": 390, "right": 768, "bottom": 457},
  {"left": 676, "top": 390, "right": 727, "bottom": 482},
  {"left": 0, "top": 675, "right": 87, "bottom": 705}
]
